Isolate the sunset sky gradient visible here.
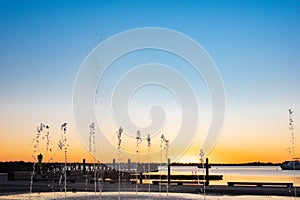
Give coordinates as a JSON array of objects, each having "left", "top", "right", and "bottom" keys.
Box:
[{"left": 0, "top": 0, "right": 299, "bottom": 163}]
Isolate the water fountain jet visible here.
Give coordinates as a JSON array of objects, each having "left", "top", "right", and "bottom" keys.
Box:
[{"left": 29, "top": 123, "right": 50, "bottom": 199}]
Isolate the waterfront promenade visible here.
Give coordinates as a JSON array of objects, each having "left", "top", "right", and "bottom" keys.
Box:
[{"left": 0, "top": 177, "right": 299, "bottom": 197}]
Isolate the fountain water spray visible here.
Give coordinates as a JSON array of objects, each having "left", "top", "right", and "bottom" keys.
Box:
[
  {"left": 199, "top": 149, "right": 206, "bottom": 199},
  {"left": 116, "top": 127, "right": 123, "bottom": 200},
  {"left": 58, "top": 123, "right": 68, "bottom": 196},
  {"left": 147, "top": 134, "right": 151, "bottom": 199},
  {"left": 160, "top": 134, "right": 169, "bottom": 195},
  {"left": 159, "top": 135, "right": 163, "bottom": 196},
  {"left": 45, "top": 127, "right": 55, "bottom": 193},
  {"left": 135, "top": 130, "right": 142, "bottom": 199},
  {"left": 29, "top": 123, "right": 50, "bottom": 199},
  {"left": 89, "top": 122, "right": 97, "bottom": 195},
  {"left": 288, "top": 109, "right": 297, "bottom": 197}
]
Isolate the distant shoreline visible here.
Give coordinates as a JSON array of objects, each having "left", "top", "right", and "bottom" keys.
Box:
[{"left": 0, "top": 161, "right": 283, "bottom": 165}]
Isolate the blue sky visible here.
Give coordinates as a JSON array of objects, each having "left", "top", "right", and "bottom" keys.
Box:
[{"left": 0, "top": 0, "right": 299, "bottom": 162}]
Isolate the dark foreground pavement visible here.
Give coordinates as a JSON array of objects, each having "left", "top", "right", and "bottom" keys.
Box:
[{"left": 0, "top": 179, "right": 299, "bottom": 197}]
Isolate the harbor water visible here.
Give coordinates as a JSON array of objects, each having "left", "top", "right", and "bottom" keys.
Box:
[{"left": 158, "top": 165, "right": 300, "bottom": 186}]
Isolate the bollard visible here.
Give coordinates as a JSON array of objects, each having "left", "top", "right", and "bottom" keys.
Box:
[
  {"left": 83, "top": 158, "right": 86, "bottom": 175},
  {"left": 205, "top": 158, "right": 209, "bottom": 186},
  {"left": 128, "top": 158, "right": 131, "bottom": 172},
  {"left": 167, "top": 158, "right": 171, "bottom": 185},
  {"left": 113, "top": 158, "right": 116, "bottom": 170},
  {"left": 139, "top": 172, "right": 143, "bottom": 184}
]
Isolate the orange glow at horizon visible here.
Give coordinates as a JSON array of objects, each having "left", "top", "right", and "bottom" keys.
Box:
[
  {"left": 1, "top": 127, "right": 298, "bottom": 164},
  {"left": 0, "top": 108, "right": 299, "bottom": 164}
]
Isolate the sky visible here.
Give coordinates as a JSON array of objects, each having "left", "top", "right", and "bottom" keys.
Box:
[{"left": 0, "top": 0, "right": 300, "bottom": 164}]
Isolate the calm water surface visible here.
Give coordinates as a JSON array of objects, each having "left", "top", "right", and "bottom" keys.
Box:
[{"left": 159, "top": 165, "right": 300, "bottom": 186}]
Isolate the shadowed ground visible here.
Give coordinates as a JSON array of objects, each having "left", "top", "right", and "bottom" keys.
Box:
[{"left": 0, "top": 178, "right": 298, "bottom": 197}]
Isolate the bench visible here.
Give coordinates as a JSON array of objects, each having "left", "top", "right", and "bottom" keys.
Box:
[
  {"left": 227, "top": 182, "right": 293, "bottom": 187},
  {"left": 152, "top": 180, "right": 205, "bottom": 185}
]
